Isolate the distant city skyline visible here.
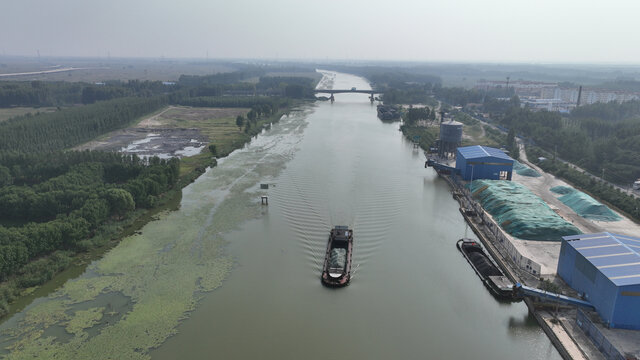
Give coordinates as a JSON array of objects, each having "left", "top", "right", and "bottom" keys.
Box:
[{"left": 2, "top": 0, "right": 640, "bottom": 64}]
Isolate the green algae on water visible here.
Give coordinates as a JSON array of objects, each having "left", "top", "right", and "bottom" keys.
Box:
[{"left": 65, "top": 308, "right": 104, "bottom": 336}]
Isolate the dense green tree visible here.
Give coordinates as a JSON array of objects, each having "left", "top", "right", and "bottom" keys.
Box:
[
  {"left": 80, "top": 198, "right": 110, "bottom": 228},
  {"left": 0, "top": 166, "right": 11, "bottom": 186},
  {"left": 247, "top": 110, "right": 256, "bottom": 122},
  {"left": 405, "top": 107, "right": 431, "bottom": 125},
  {"left": 106, "top": 188, "right": 135, "bottom": 219}
]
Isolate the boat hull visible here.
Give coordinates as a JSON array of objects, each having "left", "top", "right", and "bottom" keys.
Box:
[
  {"left": 456, "top": 238, "right": 515, "bottom": 300},
  {"left": 376, "top": 105, "right": 401, "bottom": 121},
  {"left": 321, "top": 226, "right": 353, "bottom": 287}
]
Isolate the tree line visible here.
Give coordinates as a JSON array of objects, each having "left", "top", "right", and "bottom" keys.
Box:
[
  {"left": 177, "top": 96, "right": 290, "bottom": 109},
  {"left": 0, "top": 151, "right": 179, "bottom": 282},
  {"left": 570, "top": 99, "right": 640, "bottom": 122},
  {"left": 0, "top": 80, "right": 173, "bottom": 107},
  {"left": 1, "top": 65, "right": 319, "bottom": 110},
  {"left": 0, "top": 96, "right": 169, "bottom": 153},
  {"left": 403, "top": 107, "right": 437, "bottom": 125},
  {"left": 498, "top": 104, "right": 640, "bottom": 184}
]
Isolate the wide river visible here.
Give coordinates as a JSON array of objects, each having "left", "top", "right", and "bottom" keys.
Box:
[{"left": 1, "top": 71, "right": 561, "bottom": 359}]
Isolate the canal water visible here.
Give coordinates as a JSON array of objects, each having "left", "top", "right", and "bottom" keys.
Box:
[
  {"left": 153, "top": 72, "right": 561, "bottom": 359},
  {"left": 0, "top": 71, "right": 561, "bottom": 359}
]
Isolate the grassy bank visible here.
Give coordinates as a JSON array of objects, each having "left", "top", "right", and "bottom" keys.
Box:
[
  {"left": 176, "top": 106, "right": 292, "bottom": 185},
  {"left": 400, "top": 124, "right": 439, "bottom": 152}
]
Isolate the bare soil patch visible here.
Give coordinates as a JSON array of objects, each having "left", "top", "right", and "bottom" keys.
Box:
[{"left": 76, "top": 106, "right": 248, "bottom": 158}]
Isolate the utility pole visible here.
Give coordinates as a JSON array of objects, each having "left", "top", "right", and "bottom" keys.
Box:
[{"left": 506, "top": 76, "right": 510, "bottom": 96}]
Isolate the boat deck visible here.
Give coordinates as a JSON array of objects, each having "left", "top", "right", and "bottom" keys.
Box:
[{"left": 488, "top": 275, "right": 513, "bottom": 292}]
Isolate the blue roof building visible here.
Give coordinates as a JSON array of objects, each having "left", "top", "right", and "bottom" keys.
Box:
[
  {"left": 455, "top": 145, "right": 514, "bottom": 181},
  {"left": 558, "top": 232, "right": 640, "bottom": 329}
]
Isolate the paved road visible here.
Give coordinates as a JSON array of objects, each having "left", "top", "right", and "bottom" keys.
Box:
[{"left": 0, "top": 67, "right": 108, "bottom": 78}]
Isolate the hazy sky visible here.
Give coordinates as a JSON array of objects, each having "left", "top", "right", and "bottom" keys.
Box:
[{"left": 2, "top": 0, "right": 640, "bottom": 63}]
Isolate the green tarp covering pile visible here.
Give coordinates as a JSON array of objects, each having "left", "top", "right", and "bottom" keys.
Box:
[
  {"left": 550, "top": 186, "right": 621, "bottom": 222},
  {"left": 513, "top": 160, "right": 541, "bottom": 177},
  {"left": 549, "top": 185, "right": 573, "bottom": 195},
  {"left": 469, "top": 180, "right": 581, "bottom": 241}
]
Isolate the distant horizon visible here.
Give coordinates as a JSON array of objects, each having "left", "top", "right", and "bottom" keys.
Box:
[{"left": 2, "top": 54, "right": 640, "bottom": 68}]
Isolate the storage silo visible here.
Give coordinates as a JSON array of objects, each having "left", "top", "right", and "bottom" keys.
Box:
[{"left": 438, "top": 120, "right": 463, "bottom": 157}]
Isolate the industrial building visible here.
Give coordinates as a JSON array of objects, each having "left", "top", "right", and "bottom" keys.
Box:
[
  {"left": 558, "top": 232, "right": 640, "bottom": 330},
  {"left": 455, "top": 145, "right": 513, "bottom": 181}
]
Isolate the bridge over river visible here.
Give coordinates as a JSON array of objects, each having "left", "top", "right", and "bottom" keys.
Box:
[{"left": 314, "top": 88, "right": 383, "bottom": 102}]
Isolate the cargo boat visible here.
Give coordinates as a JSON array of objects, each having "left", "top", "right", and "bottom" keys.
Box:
[
  {"left": 456, "top": 238, "right": 514, "bottom": 299},
  {"left": 321, "top": 226, "right": 353, "bottom": 287},
  {"left": 377, "top": 105, "right": 401, "bottom": 121}
]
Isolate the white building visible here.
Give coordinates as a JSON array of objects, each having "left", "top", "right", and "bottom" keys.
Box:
[{"left": 477, "top": 80, "right": 640, "bottom": 107}]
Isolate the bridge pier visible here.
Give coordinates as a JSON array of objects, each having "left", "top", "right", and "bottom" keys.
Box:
[{"left": 314, "top": 89, "right": 382, "bottom": 103}]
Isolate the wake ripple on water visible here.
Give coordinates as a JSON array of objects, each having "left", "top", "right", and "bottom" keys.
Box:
[
  {"left": 350, "top": 174, "right": 406, "bottom": 274},
  {"left": 273, "top": 149, "right": 409, "bottom": 279},
  {"left": 273, "top": 168, "right": 329, "bottom": 272}
]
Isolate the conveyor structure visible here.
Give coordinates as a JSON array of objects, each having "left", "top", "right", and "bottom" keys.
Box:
[{"left": 514, "top": 283, "right": 595, "bottom": 310}]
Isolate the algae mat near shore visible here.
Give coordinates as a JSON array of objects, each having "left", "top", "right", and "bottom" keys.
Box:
[{"left": 0, "top": 110, "right": 310, "bottom": 359}]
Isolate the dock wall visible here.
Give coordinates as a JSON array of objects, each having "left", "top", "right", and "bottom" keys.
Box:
[{"left": 576, "top": 310, "right": 625, "bottom": 360}]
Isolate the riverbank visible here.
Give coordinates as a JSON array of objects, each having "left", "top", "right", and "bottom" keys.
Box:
[{"left": 0, "top": 103, "right": 295, "bottom": 321}]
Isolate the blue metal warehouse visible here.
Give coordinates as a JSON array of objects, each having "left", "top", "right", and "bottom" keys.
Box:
[
  {"left": 455, "top": 145, "right": 513, "bottom": 181},
  {"left": 558, "top": 232, "right": 640, "bottom": 330}
]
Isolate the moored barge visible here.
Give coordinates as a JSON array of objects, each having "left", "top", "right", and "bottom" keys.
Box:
[
  {"left": 456, "top": 238, "right": 514, "bottom": 299},
  {"left": 377, "top": 105, "right": 401, "bottom": 121},
  {"left": 321, "top": 226, "right": 354, "bottom": 287}
]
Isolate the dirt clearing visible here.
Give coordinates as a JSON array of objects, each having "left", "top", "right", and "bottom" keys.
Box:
[{"left": 76, "top": 106, "right": 249, "bottom": 158}]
